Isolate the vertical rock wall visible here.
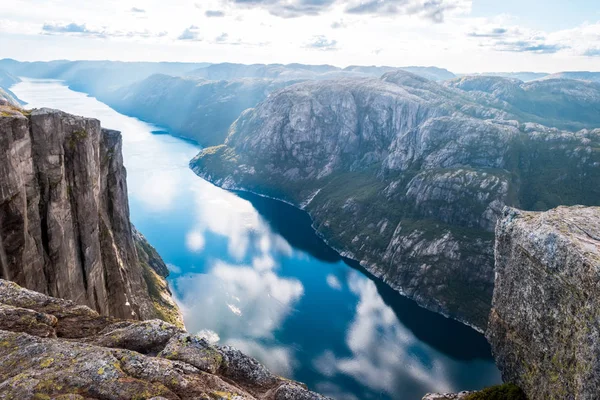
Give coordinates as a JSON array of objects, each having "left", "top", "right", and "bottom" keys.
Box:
[{"left": 0, "top": 108, "right": 181, "bottom": 324}]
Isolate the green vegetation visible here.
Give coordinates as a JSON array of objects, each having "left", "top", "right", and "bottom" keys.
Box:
[
  {"left": 465, "top": 384, "right": 527, "bottom": 400},
  {"left": 68, "top": 129, "right": 88, "bottom": 149}
]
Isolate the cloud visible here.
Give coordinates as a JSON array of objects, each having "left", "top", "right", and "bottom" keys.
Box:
[
  {"left": 494, "top": 40, "right": 566, "bottom": 54},
  {"left": 185, "top": 231, "right": 206, "bottom": 252},
  {"left": 215, "top": 32, "right": 229, "bottom": 43},
  {"left": 344, "top": 0, "right": 469, "bottom": 22},
  {"left": 326, "top": 274, "right": 343, "bottom": 290},
  {"left": 467, "top": 27, "right": 508, "bottom": 38},
  {"left": 305, "top": 35, "right": 338, "bottom": 51},
  {"left": 205, "top": 10, "right": 226, "bottom": 17},
  {"left": 178, "top": 25, "right": 202, "bottom": 41},
  {"left": 466, "top": 22, "right": 571, "bottom": 55},
  {"left": 174, "top": 260, "right": 304, "bottom": 338},
  {"left": 330, "top": 20, "right": 347, "bottom": 29},
  {"left": 227, "top": 0, "right": 337, "bottom": 18},
  {"left": 166, "top": 263, "right": 182, "bottom": 274},
  {"left": 42, "top": 22, "right": 90, "bottom": 34},
  {"left": 584, "top": 48, "right": 600, "bottom": 57},
  {"left": 130, "top": 7, "right": 146, "bottom": 13},
  {"left": 225, "top": 0, "right": 467, "bottom": 21},
  {"left": 41, "top": 22, "right": 166, "bottom": 39}
]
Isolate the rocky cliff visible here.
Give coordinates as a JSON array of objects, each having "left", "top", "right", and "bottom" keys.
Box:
[
  {"left": 0, "top": 279, "right": 328, "bottom": 400},
  {"left": 190, "top": 71, "right": 600, "bottom": 329},
  {"left": 0, "top": 106, "right": 181, "bottom": 326},
  {"left": 487, "top": 206, "right": 600, "bottom": 399}
]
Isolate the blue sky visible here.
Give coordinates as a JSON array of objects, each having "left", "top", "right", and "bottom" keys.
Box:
[
  {"left": 0, "top": 0, "right": 598, "bottom": 72},
  {"left": 472, "top": 0, "right": 600, "bottom": 30}
]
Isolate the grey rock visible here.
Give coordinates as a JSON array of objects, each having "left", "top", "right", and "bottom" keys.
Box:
[
  {"left": 218, "top": 346, "right": 280, "bottom": 390},
  {"left": 191, "top": 72, "right": 600, "bottom": 329},
  {"left": 88, "top": 319, "right": 184, "bottom": 354},
  {"left": 159, "top": 333, "right": 223, "bottom": 374},
  {"left": 421, "top": 392, "right": 475, "bottom": 400},
  {"left": 487, "top": 206, "right": 600, "bottom": 399},
  {"left": 0, "top": 108, "right": 182, "bottom": 325},
  {"left": 0, "top": 279, "right": 330, "bottom": 400}
]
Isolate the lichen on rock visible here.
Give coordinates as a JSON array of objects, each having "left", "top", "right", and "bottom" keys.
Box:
[{"left": 0, "top": 279, "right": 330, "bottom": 400}]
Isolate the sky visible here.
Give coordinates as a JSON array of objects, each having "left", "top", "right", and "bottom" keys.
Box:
[{"left": 0, "top": 0, "right": 598, "bottom": 73}]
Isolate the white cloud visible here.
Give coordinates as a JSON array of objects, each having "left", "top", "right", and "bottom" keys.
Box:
[
  {"left": 311, "top": 271, "right": 500, "bottom": 396},
  {"left": 174, "top": 260, "right": 304, "bottom": 339},
  {"left": 326, "top": 274, "right": 343, "bottom": 290},
  {"left": 166, "top": 263, "right": 181, "bottom": 274},
  {"left": 185, "top": 231, "right": 206, "bottom": 252},
  {"left": 0, "top": 0, "right": 598, "bottom": 71}
]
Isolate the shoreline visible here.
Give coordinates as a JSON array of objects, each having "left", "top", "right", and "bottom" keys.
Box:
[{"left": 191, "top": 166, "right": 487, "bottom": 335}]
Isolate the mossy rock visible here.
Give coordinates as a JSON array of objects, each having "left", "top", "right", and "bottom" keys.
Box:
[{"left": 465, "top": 384, "right": 527, "bottom": 400}]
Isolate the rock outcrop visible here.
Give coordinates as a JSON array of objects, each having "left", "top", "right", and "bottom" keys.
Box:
[
  {"left": 0, "top": 279, "right": 328, "bottom": 400},
  {"left": 191, "top": 72, "right": 600, "bottom": 329},
  {"left": 0, "top": 107, "right": 181, "bottom": 326},
  {"left": 487, "top": 206, "right": 600, "bottom": 399}
]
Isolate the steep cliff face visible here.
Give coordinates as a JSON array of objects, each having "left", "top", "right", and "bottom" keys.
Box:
[
  {"left": 0, "top": 279, "right": 328, "bottom": 400},
  {"left": 0, "top": 107, "right": 181, "bottom": 325},
  {"left": 487, "top": 206, "right": 600, "bottom": 399},
  {"left": 191, "top": 72, "right": 600, "bottom": 329}
]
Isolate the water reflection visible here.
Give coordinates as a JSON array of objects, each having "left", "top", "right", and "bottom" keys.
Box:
[{"left": 12, "top": 78, "right": 501, "bottom": 400}]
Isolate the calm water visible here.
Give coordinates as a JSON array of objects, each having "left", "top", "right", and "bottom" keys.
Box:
[{"left": 12, "top": 79, "right": 501, "bottom": 400}]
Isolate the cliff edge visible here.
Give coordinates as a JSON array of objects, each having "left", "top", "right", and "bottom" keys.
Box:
[
  {"left": 487, "top": 206, "right": 600, "bottom": 399},
  {"left": 0, "top": 107, "right": 181, "bottom": 326},
  {"left": 0, "top": 279, "right": 328, "bottom": 400}
]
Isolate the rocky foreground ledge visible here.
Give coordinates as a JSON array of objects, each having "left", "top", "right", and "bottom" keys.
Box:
[
  {"left": 0, "top": 279, "right": 329, "bottom": 400},
  {"left": 488, "top": 206, "right": 600, "bottom": 399}
]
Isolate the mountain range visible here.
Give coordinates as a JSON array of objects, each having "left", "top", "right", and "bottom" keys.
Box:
[{"left": 2, "top": 59, "right": 600, "bottom": 330}]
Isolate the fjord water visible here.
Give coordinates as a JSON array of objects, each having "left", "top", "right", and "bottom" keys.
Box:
[{"left": 12, "top": 79, "right": 501, "bottom": 400}]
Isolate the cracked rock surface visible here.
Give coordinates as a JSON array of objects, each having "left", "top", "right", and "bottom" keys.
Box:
[{"left": 0, "top": 279, "right": 330, "bottom": 400}]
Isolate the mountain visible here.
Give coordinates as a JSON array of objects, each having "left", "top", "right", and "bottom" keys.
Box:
[
  {"left": 0, "top": 87, "right": 20, "bottom": 107},
  {"left": 344, "top": 65, "right": 456, "bottom": 81},
  {"left": 0, "top": 68, "right": 23, "bottom": 105},
  {"left": 101, "top": 74, "right": 303, "bottom": 146},
  {"left": 189, "top": 62, "right": 457, "bottom": 81},
  {"left": 0, "top": 59, "right": 210, "bottom": 98},
  {"left": 188, "top": 62, "right": 341, "bottom": 80},
  {"left": 190, "top": 71, "right": 600, "bottom": 329},
  {"left": 542, "top": 71, "right": 600, "bottom": 82},
  {"left": 488, "top": 206, "right": 600, "bottom": 399},
  {"left": 445, "top": 75, "right": 600, "bottom": 131},
  {"left": 0, "top": 68, "right": 20, "bottom": 88},
  {"left": 460, "top": 72, "right": 549, "bottom": 82},
  {"left": 0, "top": 279, "right": 329, "bottom": 400},
  {"left": 0, "top": 106, "right": 181, "bottom": 325}
]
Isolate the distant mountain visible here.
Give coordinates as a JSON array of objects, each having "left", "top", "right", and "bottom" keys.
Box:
[
  {"left": 188, "top": 62, "right": 341, "bottom": 80},
  {"left": 0, "top": 69, "right": 20, "bottom": 88},
  {"left": 0, "top": 59, "right": 210, "bottom": 97},
  {"left": 541, "top": 71, "right": 600, "bottom": 82},
  {"left": 0, "top": 69, "right": 22, "bottom": 105},
  {"left": 445, "top": 75, "right": 600, "bottom": 131},
  {"left": 189, "top": 62, "right": 456, "bottom": 81},
  {"left": 190, "top": 70, "right": 600, "bottom": 329},
  {"left": 345, "top": 65, "right": 456, "bottom": 81},
  {"left": 101, "top": 74, "right": 303, "bottom": 146},
  {"left": 459, "top": 72, "right": 549, "bottom": 82}
]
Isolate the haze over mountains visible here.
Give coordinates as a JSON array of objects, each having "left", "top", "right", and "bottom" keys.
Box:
[{"left": 2, "top": 58, "right": 600, "bottom": 330}]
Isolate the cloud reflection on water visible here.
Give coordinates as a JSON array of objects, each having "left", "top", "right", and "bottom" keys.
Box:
[{"left": 314, "top": 271, "right": 454, "bottom": 397}]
